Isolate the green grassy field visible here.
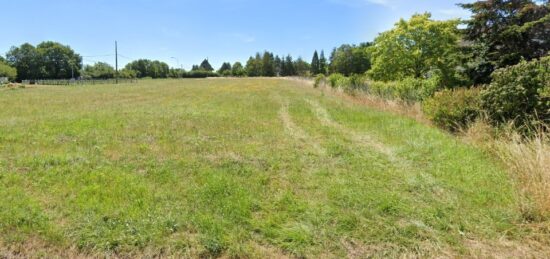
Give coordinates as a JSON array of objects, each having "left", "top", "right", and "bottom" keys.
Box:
[{"left": 0, "top": 79, "right": 525, "bottom": 257}]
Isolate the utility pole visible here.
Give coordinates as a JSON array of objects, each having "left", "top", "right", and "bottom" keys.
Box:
[{"left": 115, "top": 41, "right": 118, "bottom": 84}]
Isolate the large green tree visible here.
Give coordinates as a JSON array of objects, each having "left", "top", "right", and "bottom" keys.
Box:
[
  {"left": 368, "top": 13, "right": 461, "bottom": 85},
  {"left": 460, "top": 0, "right": 550, "bottom": 84},
  {"left": 231, "top": 62, "right": 246, "bottom": 77},
  {"left": 242, "top": 52, "right": 310, "bottom": 77},
  {"left": 0, "top": 60, "right": 17, "bottom": 81},
  {"left": 218, "top": 62, "right": 232, "bottom": 75},
  {"left": 319, "top": 50, "right": 328, "bottom": 75},
  {"left": 150, "top": 61, "right": 170, "bottom": 78},
  {"left": 281, "top": 55, "right": 296, "bottom": 76},
  {"left": 199, "top": 59, "right": 214, "bottom": 72},
  {"left": 6, "top": 42, "right": 82, "bottom": 80},
  {"left": 245, "top": 53, "right": 262, "bottom": 76},
  {"left": 245, "top": 52, "right": 298, "bottom": 77},
  {"left": 36, "top": 41, "right": 82, "bottom": 79},
  {"left": 294, "top": 57, "right": 311, "bottom": 77},
  {"left": 261, "top": 51, "right": 276, "bottom": 77},
  {"left": 274, "top": 55, "right": 283, "bottom": 76},
  {"left": 310, "top": 51, "right": 320, "bottom": 75},
  {"left": 7, "top": 43, "right": 41, "bottom": 81},
  {"left": 81, "top": 62, "right": 115, "bottom": 79},
  {"left": 329, "top": 43, "right": 371, "bottom": 76},
  {"left": 125, "top": 59, "right": 170, "bottom": 78}
]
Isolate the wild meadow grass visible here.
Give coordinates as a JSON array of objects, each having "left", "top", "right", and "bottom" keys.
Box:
[
  {"left": 463, "top": 121, "right": 550, "bottom": 223},
  {"left": 0, "top": 79, "right": 531, "bottom": 257}
]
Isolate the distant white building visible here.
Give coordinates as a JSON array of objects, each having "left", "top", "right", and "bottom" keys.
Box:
[{"left": 0, "top": 77, "right": 8, "bottom": 84}]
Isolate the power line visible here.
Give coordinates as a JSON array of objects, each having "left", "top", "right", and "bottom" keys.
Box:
[
  {"left": 82, "top": 58, "right": 102, "bottom": 64},
  {"left": 118, "top": 54, "right": 135, "bottom": 60},
  {"left": 82, "top": 56, "right": 115, "bottom": 64}
]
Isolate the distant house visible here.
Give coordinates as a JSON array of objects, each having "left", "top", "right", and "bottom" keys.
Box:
[{"left": 0, "top": 77, "right": 8, "bottom": 84}]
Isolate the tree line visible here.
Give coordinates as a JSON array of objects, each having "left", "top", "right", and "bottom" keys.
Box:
[
  {"left": 0, "top": 38, "right": 402, "bottom": 81},
  {"left": 0, "top": 40, "right": 378, "bottom": 81}
]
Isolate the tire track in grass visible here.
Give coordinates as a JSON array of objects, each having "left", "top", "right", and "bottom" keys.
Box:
[
  {"left": 278, "top": 99, "right": 327, "bottom": 156},
  {"left": 304, "top": 99, "right": 448, "bottom": 236},
  {"left": 306, "top": 99, "right": 401, "bottom": 163}
]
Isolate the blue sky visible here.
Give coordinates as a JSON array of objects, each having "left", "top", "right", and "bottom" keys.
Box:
[{"left": 0, "top": 0, "right": 472, "bottom": 70}]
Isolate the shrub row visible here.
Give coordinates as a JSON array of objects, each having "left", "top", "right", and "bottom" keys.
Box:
[
  {"left": 314, "top": 56, "right": 549, "bottom": 132},
  {"left": 367, "top": 77, "right": 440, "bottom": 103},
  {"left": 424, "top": 56, "right": 549, "bottom": 132},
  {"left": 423, "top": 88, "right": 481, "bottom": 132},
  {"left": 316, "top": 73, "right": 442, "bottom": 103},
  {"left": 181, "top": 71, "right": 219, "bottom": 78},
  {"left": 481, "top": 56, "right": 550, "bottom": 128}
]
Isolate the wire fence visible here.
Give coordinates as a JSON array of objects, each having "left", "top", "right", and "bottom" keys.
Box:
[{"left": 22, "top": 79, "right": 138, "bottom": 86}]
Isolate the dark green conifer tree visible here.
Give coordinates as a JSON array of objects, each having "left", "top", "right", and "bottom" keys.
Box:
[{"left": 310, "top": 50, "right": 320, "bottom": 75}]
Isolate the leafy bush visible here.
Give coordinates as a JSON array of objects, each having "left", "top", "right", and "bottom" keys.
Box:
[
  {"left": 423, "top": 88, "right": 481, "bottom": 132},
  {"left": 348, "top": 74, "right": 366, "bottom": 91},
  {"left": 394, "top": 76, "right": 441, "bottom": 103},
  {"left": 362, "top": 76, "right": 440, "bottom": 103},
  {"left": 366, "top": 80, "right": 398, "bottom": 99},
  {"left": 323, "top": 73, "right": 441, "bottom": 103},
  {"left": 119, "top": 68, "right": 138, "bottom": 79},
  {"left": 326, "top": 73, "right": 366, "bottom": 92},
  {"left": 328, "top": 73, "right": 345, "bottom": 88},
  {"left": 481, "top": 56, "right": 550, "bottom": 128},
  {"left": 541, "top": 85, "right": 550, "bottom": 100},
  {"left": 81, "top": 62, "right": 115, "bottom": 79},
  {"left": 0, "top": 61, "right": 17, "bottom": 82},
  {"left": 313, "top": 74, "right": 326, "bottom": 88},
  {"left": 126, "top": 59, "right": 170, "bottom": 78},
  {"left": 183, "top": 71, "right": 219, "bottom": 78},
  {"left": 220, "top": 70, "right": 232, "bottom": 77}
]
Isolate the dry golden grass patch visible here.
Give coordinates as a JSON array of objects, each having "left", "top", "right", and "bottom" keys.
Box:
[
  {"left": 463, "top": 121, "right": 550, "bottom": 222},
  {"left": 495, "top": 133, "right": 550, "bottom": 221},
  {"left": 288, "top": 77, "right": 428, "bottom": 125}
]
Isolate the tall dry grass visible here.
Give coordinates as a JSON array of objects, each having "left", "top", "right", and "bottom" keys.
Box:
[
  {"left": 464, "top": 121, "right": 550, "bottom": 222},
  {"left": 289, "top": 77, "right": 428, "bottom": 124}
]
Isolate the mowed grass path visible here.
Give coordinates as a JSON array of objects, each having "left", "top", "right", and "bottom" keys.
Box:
[{"left": 0, "top": 79, "right": 519, "bottom": 257}]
